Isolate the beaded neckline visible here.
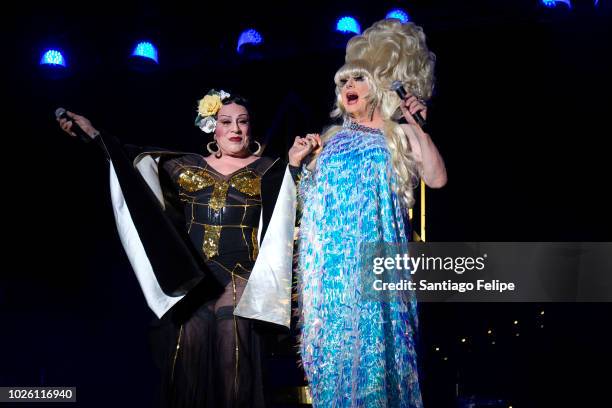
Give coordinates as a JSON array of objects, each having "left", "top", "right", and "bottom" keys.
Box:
[{"left": 345, "top": 121, "right": 384, "bottom": 135}]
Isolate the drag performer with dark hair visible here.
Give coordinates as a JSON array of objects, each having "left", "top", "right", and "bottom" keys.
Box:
[{"left": 57, "top": 89, "right": 314, "bottom": 408}]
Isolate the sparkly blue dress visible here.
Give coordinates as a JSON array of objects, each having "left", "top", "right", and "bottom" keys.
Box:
[{"left": 296, "top": 122, "right": 422, "bottom": 407}]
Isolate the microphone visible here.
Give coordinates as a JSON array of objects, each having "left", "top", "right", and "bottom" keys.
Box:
[
  {"left": 391, "top": 80, "right": 426, "bottom": 128},
  {"left": 55, "top": 108, "right": 94, "bottom": 143}
]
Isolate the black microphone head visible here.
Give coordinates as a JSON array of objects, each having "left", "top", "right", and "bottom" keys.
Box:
[
  {"left": 55, "top": 107, "right": 67, "bottom": 120},
  {"left": 391, "top": 80, "right": 408, "bottom": 99}
]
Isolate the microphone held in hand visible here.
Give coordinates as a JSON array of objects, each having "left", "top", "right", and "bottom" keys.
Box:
[
  {"left": 55, "top": 107, "right": 93, "bottom": 143},
  {"left": 391, "top": 80, "right": 426, "bottom": 128}
]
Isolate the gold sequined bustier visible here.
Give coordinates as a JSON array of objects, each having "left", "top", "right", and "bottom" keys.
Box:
[
  {"left": 163, "top": 155, "right": 275, "bottom": 284},
  {"left": 178, "top": 167, "right": 262, "bottom": 259}
]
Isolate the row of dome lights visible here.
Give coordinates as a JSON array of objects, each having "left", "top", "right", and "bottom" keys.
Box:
[
  {"left": 41, "top": 0, "right": 594, "bottom": 68},
  {"left": 330, "top": 1, "right": 597, "bottom": 33},
  {"left": 40, "top": 41, "right": 161, "bottom": 67},
  {"left": 40, "top": 9, "right": 412, "bottom": 67},
  {"left": 40, "top": 33, "right": 266, "bottom": 67}
]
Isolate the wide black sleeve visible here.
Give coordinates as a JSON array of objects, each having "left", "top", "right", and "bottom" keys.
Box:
[{"left": 91, "top": 132, "right": 221, "bottom": 299}]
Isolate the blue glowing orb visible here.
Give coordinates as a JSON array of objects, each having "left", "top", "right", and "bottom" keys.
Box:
[
  {"left": 336, "top": 16, "right": 361, "bottom": 34},
  {"left": 40, "top": 49, "right": 66, "bottom": 67},
  {"left": 132, "top": 41, "right": 159, "bottom": 63},
  {"left": 237, "top": 29, "right": 263, "bottom": 53},
  {"left": 386, "top": 9, "right": 410, "bottom": 23}
]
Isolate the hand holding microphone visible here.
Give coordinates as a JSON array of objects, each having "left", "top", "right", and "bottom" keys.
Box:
[
  {"left": 391, "top": 80, "right": 427, "bottom": 128},
  {"left": 55, "top": 108, "right": 99, "bottom": 143}
]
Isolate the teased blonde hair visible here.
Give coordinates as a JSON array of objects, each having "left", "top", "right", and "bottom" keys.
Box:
[
  {"left": 321, "top": 20, "right": 436, "bottom": 208},
  {"left": 346, "top": 19, "right": 435, "bottom": 101}
]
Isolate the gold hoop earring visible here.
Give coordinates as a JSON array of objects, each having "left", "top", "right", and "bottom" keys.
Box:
[
  {"left": 207, "top": 141, "right": 222, "bottom": 158},
  {"left": 250, "top": 140, "right": 262, "bottom": 156}
]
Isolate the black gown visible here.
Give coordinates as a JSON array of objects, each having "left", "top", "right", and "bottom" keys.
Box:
[
  {"left": 92, "top": 132, "right": 286, "bottom": 408},
  {"left": 150, "top": 154, "right": 276, "bottom": 408}
]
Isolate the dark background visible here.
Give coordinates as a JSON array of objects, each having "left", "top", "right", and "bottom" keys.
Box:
[{"left": 3, "top": 0, "right": 612, "bottom": 407}]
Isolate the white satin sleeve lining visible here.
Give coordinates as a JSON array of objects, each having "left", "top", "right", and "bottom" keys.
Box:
[
  {"left": 109, "top": 157, "right": 183, "bottom": 318},
  {"left": 234, "top": 166, "right": 297, "bottom": 328}
]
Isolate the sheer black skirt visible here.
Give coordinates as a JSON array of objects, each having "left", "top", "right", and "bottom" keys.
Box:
[{"left": 149, "top": 277, "right": 266, "bottom": 408}]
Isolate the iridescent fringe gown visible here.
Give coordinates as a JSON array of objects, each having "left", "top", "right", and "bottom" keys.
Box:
[{"left": 296, "top": 122, "right": 422, "bottom": 407}]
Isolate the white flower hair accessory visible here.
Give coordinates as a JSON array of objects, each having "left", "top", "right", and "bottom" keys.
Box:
[{"left": 194, "top": 89, "right": 231, "bottom": 133}]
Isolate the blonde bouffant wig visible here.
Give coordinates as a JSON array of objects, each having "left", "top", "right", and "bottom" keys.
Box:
[{"left": 322, "top": 19, "right": 436, "bottom": 208}]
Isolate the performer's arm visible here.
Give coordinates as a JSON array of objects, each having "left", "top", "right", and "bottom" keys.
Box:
[
  {"left": 56, "top": 110, "right": 120, "bottom": 161},
  {"left": 398, "top": 97, "right": 447, "bottom": 188},
  {"left": 57, "top": 111, "right": 100, "bottom": 140}
]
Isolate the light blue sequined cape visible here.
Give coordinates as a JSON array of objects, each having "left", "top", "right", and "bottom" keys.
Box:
[{"left": 297, "top": 123, "right": 422, "bottom": 408}]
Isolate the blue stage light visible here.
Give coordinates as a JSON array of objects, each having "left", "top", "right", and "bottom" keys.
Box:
[
  {"left": 336, "top": 16, "right": 361, "bottom": 34},
  {"left": 237, "top": 29, "right": 263, "bottom": 53},
  {"left": 40, "top": 49, "right": 66, "bottom": 67},
  {"left": 386, "top": 9, "right": 410, "bottom": 23},
  {"left": 541, "top": 0, "right": 572, "bottom": 8},
  {"left": 132, "top": 41, "right": 159, "bottom": 63}
]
